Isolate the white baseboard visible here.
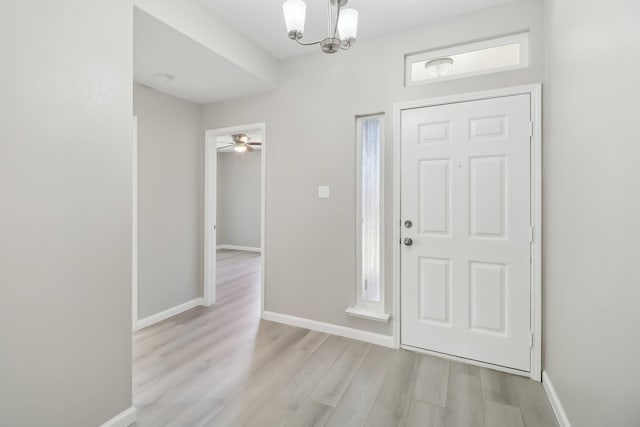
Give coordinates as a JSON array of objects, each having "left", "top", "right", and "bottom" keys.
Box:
[
  {"left": 216, "top": 244, "right": 261, "bottom": 252},
  {"left": 542, "top": 370, "right": 571, "bottom": 427},
  {"left": 262, "top": 311, "right": 394, "bottom": 348},
  {"left": 99, "top": 406, "right": 136, "bottom": 427},
  {"left": 135, "top": 297, "right": 204, "bottom": 331}
]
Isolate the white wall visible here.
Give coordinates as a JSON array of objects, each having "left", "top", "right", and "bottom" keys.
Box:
[
  {"left": 543, "top": 0, "right": 640, "bottom": 425},
  {"left": 217, "top": 152, "right": 262, "bottom": 248},
  {"left": 0, "top": 1, "right": 133, "bottom": 426},
  {"left": 202, "top": 0, "right": 545, "bottom": 336},
  {"left": 134, "top": 84, "right": 204, "bottom": 319}
]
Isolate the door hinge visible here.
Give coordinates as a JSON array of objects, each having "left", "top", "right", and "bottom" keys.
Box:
[
  {"left": 529, "top": 227, "right": 534, "bottom": 243},
  {"left": 529, "top": 332, "right": 534, "bottom": 349},
  {"left": 528, "top": 121, "right": 534, "bottom": 137}
]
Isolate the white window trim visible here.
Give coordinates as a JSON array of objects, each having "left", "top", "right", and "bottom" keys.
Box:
[
  {"left": 346, "top": 306, "right": 390, "bottom": 323},
  {"left": 347, "top": 114, "right": 390, "bottom": 323},
  {"left": 405, "top": 32, "right": 529, "bottom": 86}
]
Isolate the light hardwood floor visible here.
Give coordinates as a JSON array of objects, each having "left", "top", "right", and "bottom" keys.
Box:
[{"left": 132, "top": 249, "right": 558, "bottom": 427}]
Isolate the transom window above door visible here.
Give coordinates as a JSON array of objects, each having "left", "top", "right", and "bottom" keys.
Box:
[{"left": 405, "top": 32, "right": 529, "bottom": 86}]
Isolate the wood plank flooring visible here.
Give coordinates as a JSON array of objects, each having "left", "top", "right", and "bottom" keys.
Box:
[{"left": 132, "top": 249, "right": 558, "bottom": 427}]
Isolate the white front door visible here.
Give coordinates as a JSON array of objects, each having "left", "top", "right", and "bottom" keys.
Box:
[{"left": 400, "top": 94, "right": 532, "bottom": 371}]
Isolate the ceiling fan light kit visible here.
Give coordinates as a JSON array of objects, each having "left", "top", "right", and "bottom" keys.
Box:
[
  {"left": 283, "top": 0, "right": 358, "bottom": 54},
  {"left": 217, "top": 133, "right": 261, "bottom": 154}
]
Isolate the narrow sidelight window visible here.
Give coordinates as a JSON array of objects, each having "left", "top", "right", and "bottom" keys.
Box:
[{"left": 356, "top": 115, "right": 384, "bottom": 309}]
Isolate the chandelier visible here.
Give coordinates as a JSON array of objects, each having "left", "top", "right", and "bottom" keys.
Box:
[{"left": 282, "top": 0, "right": 359, "bottom": 54}]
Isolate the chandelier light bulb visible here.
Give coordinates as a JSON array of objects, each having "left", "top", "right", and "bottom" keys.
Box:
[
  {"left": 283, "top": 0, "right": 306, "bottom": 36},
  {"left": 338, "top": 8, "right": 358, "bottom": 42}
]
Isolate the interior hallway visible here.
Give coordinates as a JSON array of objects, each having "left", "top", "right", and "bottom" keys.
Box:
[{"left": 132, "top": 249, "right": 557, "bottom": 426}]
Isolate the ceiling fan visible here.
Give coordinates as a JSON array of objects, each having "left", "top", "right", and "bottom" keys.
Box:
[{"left": 217, "top": 133, "right": 262, "bottom": 153}]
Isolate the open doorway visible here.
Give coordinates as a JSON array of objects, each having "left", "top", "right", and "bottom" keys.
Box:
[{"left": 204, "top": 123, "right": 266, "bottom": 315}]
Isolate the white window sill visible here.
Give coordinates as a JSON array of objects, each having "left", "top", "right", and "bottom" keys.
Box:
[{"left": 345, "top": 306, "right": 390, "bottom": 323}]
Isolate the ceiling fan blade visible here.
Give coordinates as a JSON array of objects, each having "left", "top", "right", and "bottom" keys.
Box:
[
  {"left": 217, "top": 144, "right": 234, "bottom": 150},
  {"left": 247, "top": 141, "right": 262, "bottom": 146},
  {"left": 245, "top": 145, "right": 255, "bottom": 152}
]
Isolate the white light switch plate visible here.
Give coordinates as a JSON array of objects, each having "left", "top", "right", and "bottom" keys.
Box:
[{"left": 318, "top": 186, "right": 330, "bottom": 199}]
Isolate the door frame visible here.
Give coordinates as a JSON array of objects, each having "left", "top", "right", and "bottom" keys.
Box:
[
  {"left": 204, "top": 122, "right": 267, "bottom": 315},
  {"left": 132, "top": 116, "right": 138, "bottom": 331},
  {"left": 392, "top": 84, "right": 542, "bottom": 380}
]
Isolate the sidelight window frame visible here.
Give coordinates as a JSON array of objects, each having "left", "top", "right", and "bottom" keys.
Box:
[{"left": 347, "top": 114, "right": 390, "bottom": 323}]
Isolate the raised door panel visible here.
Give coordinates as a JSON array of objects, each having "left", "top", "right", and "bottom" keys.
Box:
[
  {"left": 470, "top": 115, "right": 508, "bottom": 141},
  {"left": 469, "top": 156, "right": 506, "bottom": 239},
  {"left": 470, "top": 262, "right": 507, "bottom": 334},
  {"left": 418, "top": 258, "right": 451, "bottom": 325},
  {"left": 419, "top": 121, "right": 451, "bottom": 144},
  {"left": 419, "top": 159, "right": 451, "bottom": 236}
]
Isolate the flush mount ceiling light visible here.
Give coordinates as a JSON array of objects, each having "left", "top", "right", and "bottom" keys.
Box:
[
  {"left": 424, "top": 58, "right": 454, "bottom": 77},
  {"left": 283, "top": 0, "right": 358, "bottom": 54},
  {"left": 154, "top": 73, "right": 174, "bottom": 83}
]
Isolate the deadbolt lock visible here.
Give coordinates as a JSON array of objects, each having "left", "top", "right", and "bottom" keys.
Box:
[{"left": 404, "top": 220, "right": 413, "bottom": 228}]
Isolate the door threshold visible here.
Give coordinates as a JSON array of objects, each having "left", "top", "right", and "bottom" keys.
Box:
[{"left": 400, "top": 343, "right": 534, "bottom": 379}]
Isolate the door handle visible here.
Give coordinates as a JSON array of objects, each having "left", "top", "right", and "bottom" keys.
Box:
[{"left": 404, "top": 238, "right": 413, "bottom": 246}]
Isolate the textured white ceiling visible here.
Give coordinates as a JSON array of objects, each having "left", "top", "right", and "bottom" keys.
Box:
[
  {"left": 134, "top": 8, "right": 274, "bottom": 104},
  {"left": 134, "top": 0, "right": 520, "bottom": 103},
  {"left": 198, "top": 0, "right": 519, "bottom": 59}
]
